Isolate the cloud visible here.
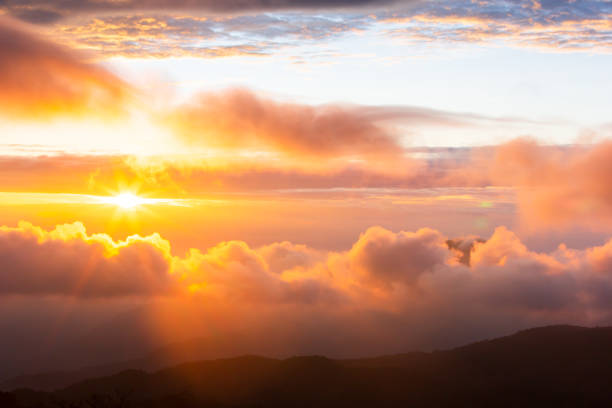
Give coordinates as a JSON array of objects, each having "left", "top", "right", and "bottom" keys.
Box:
[
  {"left": 0, "top": 220, "right": 341, "bottom": 302},
  {"left": 4, "top": 139, "right": 612, "bottom": 232},
  {"left": 164, "top": 88, "right": 405, "bottom": 161},
  {"left": 0, "top": 16, "right": 129, "bottom": 119},
  {"left": 0, "top": 222, "right": 175, "bottom": 297},
  {"left": 489, "top": 138, "right": 612, "bottom": 227},
  {"left": 4, "top": 219, "right": 612, "bottom": 315},
  {"left": 163, "top": 88, "right": 528, "bottom": 163},
  {"left": 5, "top": 138, "right": 612, "bottom": 233},
  {"left": 446, "top": 236, "right": 485, "bottom": 266},
  {"left": 0, "top": 147, "right": 486, "bottom": 197},
  {"left": 5, "top": 219, "right": 612, "bottom": 377},
  {"left": 176, "top": 240, "right": 340, "bottom": 304},
  {"left": 52, "top": 13, "right": 369, "bottom": 58},
  {"left": 1, "top": 0, "right": 402, "bottom": 22},
  {"left": 348, "top": 226, "right": 452, "bottom": 288},
  {"left": 380, "top": 0, "right": 612, "bottom": 52},
  {"left": 465, "top": 226, "right": 578, "bottom": 310},
  {"left": 3, "top": 0, "right": 610, "bottom": 60},
  {"left": 258, "top": 241, "right": 324, "bottom": 275}
]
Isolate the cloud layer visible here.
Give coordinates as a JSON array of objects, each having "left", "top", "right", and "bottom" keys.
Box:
[
  {"left": 4, "top": 220, "right": 612, "bottom": 316},
  {"left": 3, "top": 219, "right": 612, "bottom": 377},
  {"left": 4, "top": 0, "right": 609, "bottom": 58},
  {"left": 5, "top": 138, "right": 612, "bottom": 230},
  {"left": 2, "top": 0, "right": 401, "bottom": 23},
  {"left": 382, "top": 0, "right": 612, "bottom": 51}
]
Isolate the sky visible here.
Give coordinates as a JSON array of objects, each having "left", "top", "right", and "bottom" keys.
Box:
[{"left": 1, "top": 0, "right": 612, "bottom": 379}]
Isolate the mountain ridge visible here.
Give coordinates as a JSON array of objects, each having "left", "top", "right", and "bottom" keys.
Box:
[{"left": 4, "top": 324, "right": 612, "bottom": 407}]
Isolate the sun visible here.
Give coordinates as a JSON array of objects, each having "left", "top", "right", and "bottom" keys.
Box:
[
  {"left": 96, "top": 190, "right": 183, "bottom": 212},
  {"left": 104, "top": 192, "right": 148, "bottom": 209}
]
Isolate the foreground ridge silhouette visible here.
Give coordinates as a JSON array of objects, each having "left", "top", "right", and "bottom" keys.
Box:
[{"left": 3, "top": 325, "right": 612, "bottom": 407}]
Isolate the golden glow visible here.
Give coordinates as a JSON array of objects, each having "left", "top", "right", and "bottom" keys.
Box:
[
  {"left": 107, "top": 192, "right": 147, "bottom": 209},
  {"left": 98, "top": 191, "right": 181, "bottom": 210}
]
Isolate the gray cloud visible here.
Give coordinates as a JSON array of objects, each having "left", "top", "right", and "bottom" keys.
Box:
[
  {"left": 381, "top": 0, "right": 612, "bottom": 51},
  {"left": 1, "top": 0, "right": 403, "bottom": 22},
  {"left": 53, "top": 13, "right": 369, "bottom": 58},
  {"left": 5, "top": 0, "right": 610, "bottom": 58}
]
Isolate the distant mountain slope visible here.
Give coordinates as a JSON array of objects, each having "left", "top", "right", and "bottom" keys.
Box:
[
  {"left": 5, "top": 325, "right": 612, "bottom": 407},
  {"left": 1, "top": 331, "right": 264, "bottom": 391}
]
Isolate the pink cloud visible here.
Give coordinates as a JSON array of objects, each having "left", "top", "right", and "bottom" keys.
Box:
[{"left": 490, "top": 138, "right": 612, "bottom": 227}]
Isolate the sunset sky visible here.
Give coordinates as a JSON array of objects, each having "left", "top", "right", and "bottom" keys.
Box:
[{"left": 1, "top": 0, "right": 612, "bottom": 379}]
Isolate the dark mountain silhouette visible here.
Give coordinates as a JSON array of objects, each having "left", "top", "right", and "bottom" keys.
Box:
[
  {"left": 1, "top": 330, "right": 283, "bottom": 392},
  {"left": 5, "top": 325, "right": 612, "bottom": 407}
]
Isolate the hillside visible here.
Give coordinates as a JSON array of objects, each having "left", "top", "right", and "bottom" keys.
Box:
[{"left": 4, "top": 325, "right": 612, "bottom": 407}]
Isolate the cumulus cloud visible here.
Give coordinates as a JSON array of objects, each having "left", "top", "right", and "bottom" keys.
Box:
[
  {"left": 348, "top": 226, "right": 452, "bottom": 288},
  {"left": 5, "top": 219, "right": 612, "bottom": 316},
  {"left": 0, "top": 222, "right": 175, "bottom": 297},
  {"left": 258, "top": 241, "right": 324, "bottom": 275},
  {"left": 176, "top": 240, "right": 340, "bottom": 304},
  {"left": 0, "top": 16, "right": 129, "bottom": 119},
  {"left": 5, "top": 219, "right": 612, "bottom": 377},
  {"left": 0, "top": 221, "right": 341, "bottom": 302},
  {"left": 465, "top": 227, "right": 580, "bottom": 311}
]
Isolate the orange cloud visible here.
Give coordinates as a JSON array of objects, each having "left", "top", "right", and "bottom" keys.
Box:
[
  {"left": 0, "top": 16, "right": 129, "bottom": 119},
  {"left": 164, "top": 88, "right": 405, "bottom": 163},
  {"left": 4, "top": 139, "right": 612, "bottom": 232},
  {"left": 0, "top": 155, "right": 132, "bottom": 194},
  {"left": 4, "top": 219, "right": 612, "bottom": 313},
  {"left": 5, "top": 219, "right": 612, "bottom": 377},
  {"left": 489, "top": 138, "right": 612, "bottom": 227},
  {"left": 0, "top": 152, "right": 476, "bottom": 196},
  {"left": 0, "top": 221, "right": 175, "bottom": 297},
  {"left": 175, "top": 241, "right": 340, "bottom": 305}
]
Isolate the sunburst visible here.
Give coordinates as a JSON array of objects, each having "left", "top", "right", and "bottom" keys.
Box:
[{"left": 101, "top": 192, "right": 152, "bottom": 210}]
